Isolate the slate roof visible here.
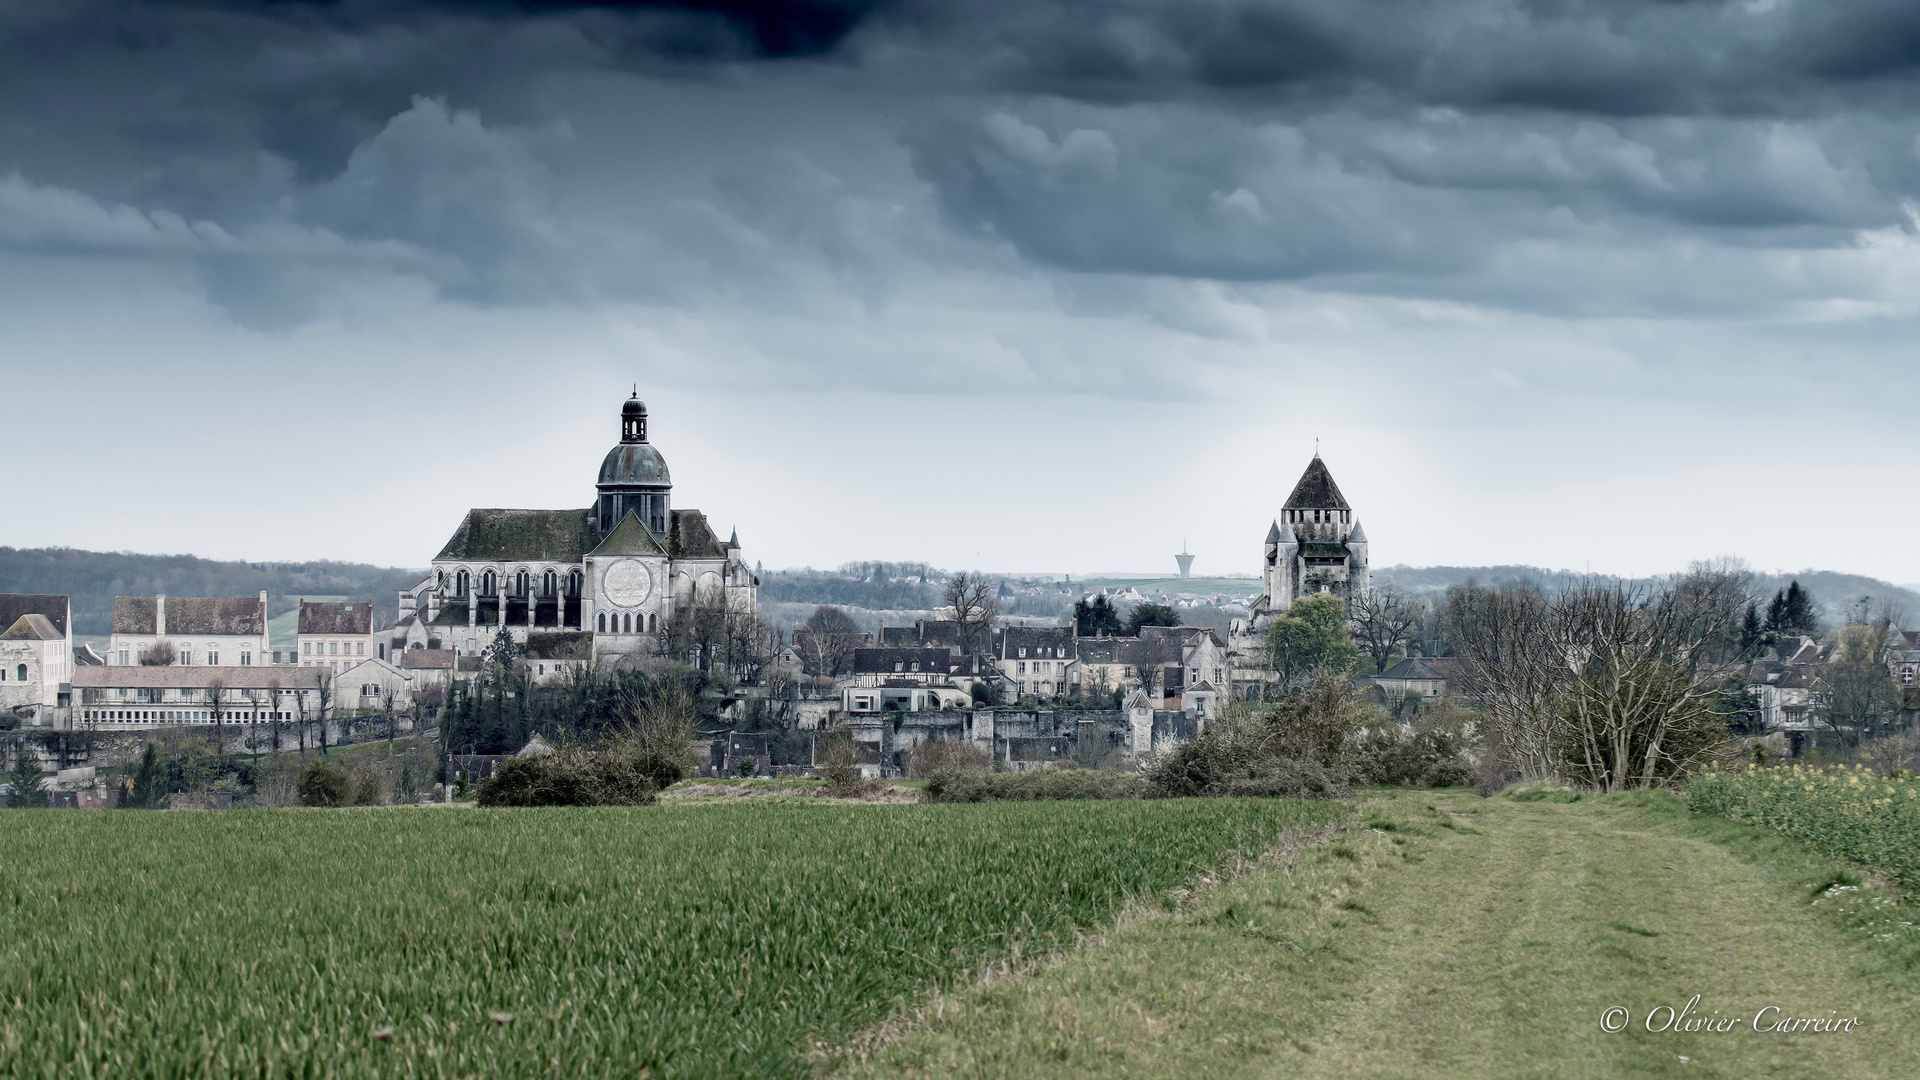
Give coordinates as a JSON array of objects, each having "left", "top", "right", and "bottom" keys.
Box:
[
  {"left": 400, "top": 649, "right": 456, "bottom": 670},
  {"left": 597, "top": 441, "right": 671, "bottom": 488},
  {"left": 1301, "top": 541, "right": 1352, "bottom": 559},
  {"left": 1282, "top": 456, "right": 1350, "bottom": 511},
  {"left": 1136, "top": 625, "right": 1221, "bottom": 650},
  {"left": 298, "top": 600, "right": 372, "bottom": 636},
  {"left": 523, "top": 632, "right": 590, "bottom": 661},
  {"left": 1, "top": 614, "right": 62, "bottom": 641},
  {"left": 589, "top": 510, "right": 666, "bottom": 557},
  {"left": 0, "top": 595, "right": 67, "bottom": 638},
  {"left": 73, "top": 666, "right": 325, "bottom": 690},
  {"left": 436, "top": 509, "right": 597, "bottom": 563},
  {"left": 996, "top": 625, "right": 1075, "bottom": 658},
  {"left": 1378, "top": 658, "right": 1448, "bottom": 681},
  {"left": 113, "top": 596, "right": 265, "bottom": 636},
  {"left": 1077, "top": 636, "right": 1165, "bottom": 665},
  {"left": 672, "top": 509, "right": 728, "bottom": 558},
  {"left": 852, "top": 648, "right": 956, "bottom": 675}
]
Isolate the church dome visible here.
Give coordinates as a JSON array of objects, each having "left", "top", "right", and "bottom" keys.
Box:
[{"left": 598, "top": 442, "right": 670, "bottom": 489}]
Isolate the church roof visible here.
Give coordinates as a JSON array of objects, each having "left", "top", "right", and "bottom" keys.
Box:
[
  {"left": 671, "top": 509, "right": 728, "bottom": 558},
  {"left": 597, "top": 442, "right": 671, "bottom": 489},
  {"left": 1, "top": 613, "right": 62, "bottom": 641},
  {"left": 589, "top": 510, "right": 666, "bottom": 557},
  {"left": 1282, "top": 456, "right": 1350, "bottom": 511},
  {"left": 436, "top": 509, "right": 596, "bottom": 563}
]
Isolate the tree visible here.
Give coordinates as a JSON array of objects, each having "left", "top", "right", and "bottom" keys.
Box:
[
  {"left": 1823, "top": 622, "right": 1902, "bottom": 745},
  {"left": 267, "top": 677, "right": 283, "bottom": 756},
  {"left": 311, "top": 677, "right": 334, "bottom": 756},
  {"left": 204, "top": 676, "right": 228, "bottom": 768},
  {"left": 1125, "top": 603, "right": 1180, "bottom": 636},
  {"left": 483, "top": 625, "right": 520, "bottom": 667},
  {"left": 7, "top": 737, "right": 47, "bottom": 808},
  {"left": 1764, "top": 580, "right": 1820, "bottom": 639},
  {"left": 1350, "top": 585, "right": 1426, "bottom": 673},
  {"left": 140, "top": 640, "right": 177, "bottom": 666},
  {"left": 123, "top": 742, "right": 163, "bottom": 809},
  {"left": 380, "top": 679, "right": 399, "bottom": 751},
  {"left": 1072, "top": 595, "right": 1123, "bottom": 637},
  {"left": 798, "top": 606, "right": 860, "bottom": 677},
  {"left": 1264, "top": 593, "right": 1360, "bottom": 692},
  {"left": 1739, "top": 602, "right": 1763, "bottom": 660},
  {"left": 1130, "top": 641, "right": 1169, "bottom": 698},
  {"left": 944, "top": 572, "right": 1002, "bottom": 655}
]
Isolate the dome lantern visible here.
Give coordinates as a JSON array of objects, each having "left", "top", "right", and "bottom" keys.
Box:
[{"left": 621, "top": 389, "right": 648, "bottom": 444}]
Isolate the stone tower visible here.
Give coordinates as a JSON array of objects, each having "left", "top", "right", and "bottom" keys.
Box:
[{"left": 1262, "top": 455, "right": 1369, "bottom": 612}]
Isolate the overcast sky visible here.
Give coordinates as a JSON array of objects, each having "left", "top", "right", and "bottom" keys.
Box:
[{"left": 3, "top": 0, "right": 1917, "bottom": 582}]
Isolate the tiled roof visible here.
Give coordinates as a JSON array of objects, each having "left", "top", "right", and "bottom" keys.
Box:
[
  {"left": 436, "top": 509, "right": 596, "bottom": 562},
  {"left": 113, "top": 596, "right": 265, "bottom": 636},
  {"left": 0, "top": 594, "right": 67, "bottom": 638},
  {"left": 996, "top": 625, "right": 1074, "bottom": 658},
  {"left": 73, "top": 666, "right": 325, "bottom": 690},
  {"left": 672, "top": 509, "right": 728, "bottom": 558},
  {"left": 298, "top": 601, "right": 372, "bottom": 636},
  {"left": 1282, "top": 456, "right": 1350, "bottom": 510},
  {"left": 401, "top": 649, "right": 456, "bottom": 670},
  {"left": 523, "top": 632, "right": 590, "bottom": 660},
  {"left": 1, "top": 614, "right": 63, "bottom": 641}
]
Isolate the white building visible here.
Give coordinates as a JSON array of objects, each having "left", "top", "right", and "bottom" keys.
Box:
[
  {"left": 298, "top": 600, "right": 376, "bottom": 672},
  {"left": 73, "top": 665, "right": 327, "bottom": 729},
  {"left": 394, "top": 391, "right": 757, "bottom": 667},
  {"left": 108, "top": 593, "right": 269, "bottom": 669},
  {"left": 335, "top": 657, "right": 416, "bottom": 715},
  {"left": 0, "top": 595, "right": 73, "bottom": 720}
]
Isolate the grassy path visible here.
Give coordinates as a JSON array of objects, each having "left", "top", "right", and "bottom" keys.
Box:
[{"left": 842, "top": 789, "right": 1920, "bottom": 1079}]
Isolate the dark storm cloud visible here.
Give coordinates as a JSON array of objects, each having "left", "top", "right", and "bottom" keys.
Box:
[{"left": 6, "top": 0, "right": 1920, "bottom": 326}]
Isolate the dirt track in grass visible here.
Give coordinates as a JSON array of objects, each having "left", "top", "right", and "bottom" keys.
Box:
[{"left": 840, "top": 788, "right": 1920, "bottom": 1079}]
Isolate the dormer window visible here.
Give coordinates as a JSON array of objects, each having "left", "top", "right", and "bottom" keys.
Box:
[{"left": 1019, "top": 648, "right": 1027, "bottom": 658}]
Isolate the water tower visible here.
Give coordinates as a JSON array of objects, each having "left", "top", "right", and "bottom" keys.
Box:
[{"left": 1175, "top": 539, "right": 1195, "bottom": 580}]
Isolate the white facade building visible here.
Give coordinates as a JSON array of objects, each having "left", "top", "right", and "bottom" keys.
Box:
[
  {"left": 108, "top": 593, "right": 269, "bottom": 669},
  {"left": 298, "top": 600, "right": 376, "bottom": 672}
]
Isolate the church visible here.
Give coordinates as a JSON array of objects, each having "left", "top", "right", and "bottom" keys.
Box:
[
  {"left": 394, "top": 392, "right": 757, "bottom": 665},
  {"left": 1228, "top": 454, "right": 1370, "bottom": 699}
]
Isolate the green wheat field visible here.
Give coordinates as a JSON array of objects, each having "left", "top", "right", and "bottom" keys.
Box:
[{"left": 0, "top": 799, "right": 1338, "bottom": 1079}]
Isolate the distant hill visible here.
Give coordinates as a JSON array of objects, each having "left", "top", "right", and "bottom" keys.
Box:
[
  {"left": 0, "top": 547, "right": 424, "bottom": 637},
  {"left": 1373, "top": 565, "right": 1920, "bottom": 629}
]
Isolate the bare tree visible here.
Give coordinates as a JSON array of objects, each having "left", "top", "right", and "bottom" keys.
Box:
[
  {"left": 267, "top": 677, "right": 283, "bottom": 755},
  {"left": 1443, "top": 581, "right": 1562, "bottom": 783},
  {"left": 380, "top": 679, "right": 399, "bottom": 752},
  {"left": 1349, "top": 585, "right": 1426, "bottom": 674},
  {"left": 204, "top": 676, "right": 228, "bottom": 765},
  {"left": 944, "top": 572, "right": 1002, "bottom": 655},
  {"left": 798, "top": 606, "right": 860, "bottom": 677},
  {"left": 312, "top": 676, "right": 334, "bottom": 755},
  {"left": 1823, "top": 621, "right": 1903, "bottom": 746},
  {"left": 140, "top": 640, "right": 177, "bottom": 667}
]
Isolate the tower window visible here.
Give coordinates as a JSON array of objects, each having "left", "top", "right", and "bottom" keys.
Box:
[{"left": 598, "top": 612, "right": 606, "bottom": 632}]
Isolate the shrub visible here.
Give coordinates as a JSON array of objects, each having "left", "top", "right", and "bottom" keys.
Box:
[
  {"left": 1145, "top": 674, "right": 1371, "bottom": 799},
  {"left": 1355, "top": 702, "right": 1479, "bottom": 788},
  {"left": 906, "top": 739, "right": 991, "bottom": 779},
  {"left": 297, "top": 761, "right": 352, "bottom": 808},
  {"left": 817, "top": 728, "right": 863, "bottom": 795},
  {"left": 350, "top": 767, "right": 387, "bottom": 806},
  {"left": 926, "top": 767, "right": 1153, "bottom": 802},
  {"left": 476, "top": 738, "right": 659, "bottom": 808},
  {"left": 1687, "top": 764, "right": 1920, "bottom": 889}
]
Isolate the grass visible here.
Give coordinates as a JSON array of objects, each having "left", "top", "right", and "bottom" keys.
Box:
[
  {"left": 0, "top": 798, "right": 1341, "bottom": 1078},
  {"left": 840, "top": 788, "right": 1920, "bottom": 1079}
]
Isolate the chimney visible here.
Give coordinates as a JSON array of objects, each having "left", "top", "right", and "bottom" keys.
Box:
[{"left": 156, "top": 594, "right": 166, "bottom": 637}]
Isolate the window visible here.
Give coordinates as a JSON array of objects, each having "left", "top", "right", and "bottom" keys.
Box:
[
  {"left": 648, "top": 614, "right": 657, "bottom": 633},
  {"left": 623, "top": 613, "right": 632, "bottom": 633},
  {"left": 208, "top": 650, "right": 218, "bottom": 665},
  {"left": 329, "top": 642, "right": 339, "bottom": 656},
  {"left": 1018, "top": 647, "right": 1027, "bottom": 658},
  {"left": 240, "top": 652, "right": 251, "bottom": 666},
  {"left": 1017, "top": 662, "right": 1026, "bottom": 675},
  {"left": 356, "top": 642, "right": 365, "bottom": 656},
  {"left": 179, "top": 647, "right": 191, "bottom": 666},
  {"left": 598, "top": 612, "right": 607, "bottom": 632},
  {"left": 119, "top": 650, "right": 128, "bottom": 666},
  {"left": 302, "top": 642, "right": 311, "bottom": 656}
]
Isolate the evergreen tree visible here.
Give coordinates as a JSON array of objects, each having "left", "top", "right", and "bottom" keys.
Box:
[
  {"left": 483, "top": 625, "right": 520, "bottom": 667},
  {"left": 6, "top": 738, "right": 48, "bottom": 808},
  {"left": 1783, "top": 581, "right": 1818, "bottom": 635},
  {"left": 1072, "top": 595, "right": 1124, "bottom": 636},
  {"left": 1125, "top": 603, "right": 1181, "bottom": 635},
  {"left": 1739, "top": 602, "right": 1763, "bottom": 659},
  {"left": 666, "top": 515, "right": 683, "bottom": 558},
  {"left": 1764, "top": 589, "right": 1788, "bottom": 634},
  {"left": 123, "top": 742, "right": 163, "bottom": 809}
]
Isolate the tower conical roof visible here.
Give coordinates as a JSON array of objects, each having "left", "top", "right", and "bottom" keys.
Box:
[
  {"left": 1347, "top": 520, "right": 1367, "bottom": 543},
  {"left": 1266, "top": 520, "right": 1281, "bottom": 544},
  {"left": 1282, "top": 456, "right": 1349, "bottom": 510}
]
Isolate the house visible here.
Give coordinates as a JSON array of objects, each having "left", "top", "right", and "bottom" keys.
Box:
[
  {"left": 0, "top": 595, "right": 73, "bottom": 718},
  {"left": 1373, "top": 657, "right": 1452, "bottom": 702},
  {"left": 847, "top": 648, "right": 962, "bottom": 688},
  {"left": 73, "top": 665, "right": 327, "bottom": 729},
  {"left": 994, "top": 625, "right": 1076, "bottom": 703},
  {"left": 297, "top": 600, "right": 376, "bottom": 672},
  {"left": 334, "top": 657, "right": 415, "bottom": 715},
  {"left": 398, "top": 648, "right": 457, "bottom": 689},
  {"left": 1889, "top": 630, "right": 1920, "bottom": 688},
  {"left": 108, "top": 593, "right": 269, "bottom": 669},
  {"left": 522, "top": 631, "right": 591, "bottom": 684}
]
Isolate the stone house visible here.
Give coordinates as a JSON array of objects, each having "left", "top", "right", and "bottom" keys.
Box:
[
  {"left": 108, "top": 593, "right": 269, "bottom": 669},
  {"left": 297, "top": 600, "right": 376, "bottom": 672}
]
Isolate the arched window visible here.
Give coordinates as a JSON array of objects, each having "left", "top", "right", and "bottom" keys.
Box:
[
  {"left": 482, "top": 571, "right": 496, "bottom": 597},
  {"left": 567, "top": 569, "right": 582, "bottom": 599},
  {"left": 648, "top": 613, "right": 657, "bottom": 634},
  {"left": 598, "top": 612, "right": 606, "bottom": 632},
  {"left": 516, "top": 569, "right": 530, "bottom": 598},
  {"left": 623, "top": 613, "right": 632, "bottom": 634},
  {"left": 455, "top": 569, "right": 469, "bottom": 597},
  {"left": 543, "top": 568, "right": 556, "bottom": 597},
  {"left": 16, "top": 664, "right": 26, "bottom": 682}
]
